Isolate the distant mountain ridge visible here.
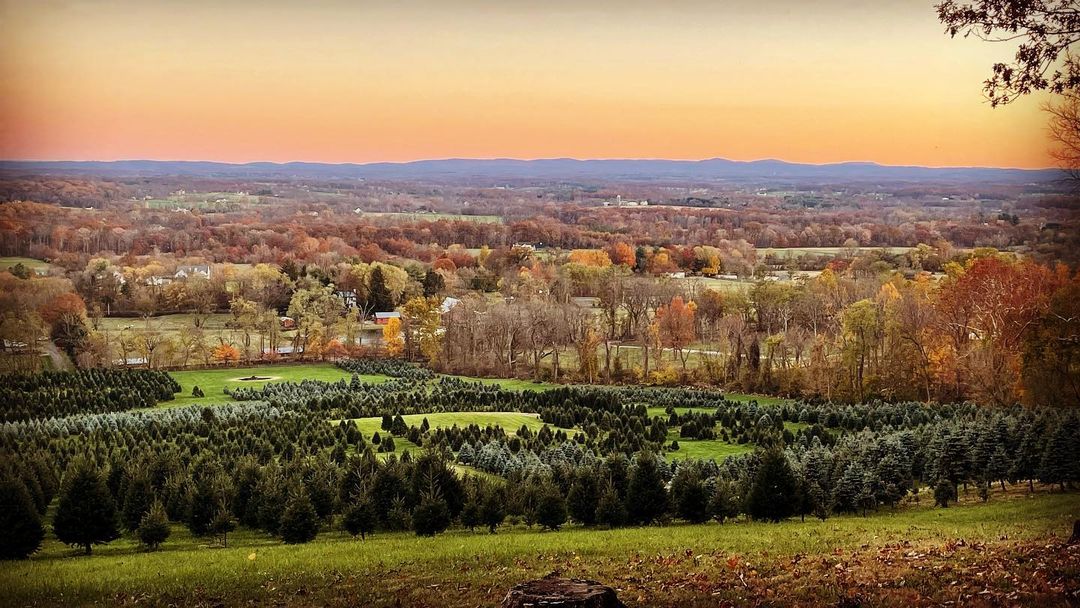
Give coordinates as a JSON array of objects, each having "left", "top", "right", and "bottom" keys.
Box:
[{"left": 0, "top": 157, "right": 1065, "bottom": 184}]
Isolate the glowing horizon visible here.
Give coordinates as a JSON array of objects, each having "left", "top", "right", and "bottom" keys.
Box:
[{"left": 0, "top": 0, "right": 1059, "bottom": 170}]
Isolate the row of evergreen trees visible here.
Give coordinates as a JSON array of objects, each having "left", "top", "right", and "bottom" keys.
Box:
[{"left": 0, "top": 368, "right": 179, "bottom": 422}]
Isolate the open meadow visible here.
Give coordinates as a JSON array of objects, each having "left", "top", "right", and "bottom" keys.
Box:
[{"left": 1, "top": 489, "right": 1076, "bottom": 607}]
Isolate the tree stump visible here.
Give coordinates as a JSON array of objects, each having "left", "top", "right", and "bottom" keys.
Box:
[
  {"left": 500, "top": 574, "right": 626, "bottom": 608},
  {"left": 1070, "top": 519, "right": 1080, "bottom": 544}
]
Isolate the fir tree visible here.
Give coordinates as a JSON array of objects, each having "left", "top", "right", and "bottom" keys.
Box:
[
  {"left": 747, "top": 448, "right": 798, "bottom": 522},
  {"left": 211, "top": 507, "right": 237, "bottom": 547},
  {"left": 343, "top": 496, "right": 378, "bottom": 540},
  {"left": 671, "top": 466, "right": 710, "bottom": 524},
  {"left": 0, "top": 478, "right": 44, "bottom": 560},
  {"left": 412, "top": 489, "right": 451, "bottom": 537},
  {"left": 480, "top": 486, "right": 506, "bottom": 533},
  {"left": 534, "top": 484, "right": 568, "bottom": 531},
  {"left": 626, "top": 452, "right": 668, "bottom": 524},
  {"left": 368, "top": 267, "right": 395, "bottom": 313},
  {"left": 136, "top": 500, "right": 170, "bottom": 551},
  {"left": 566, "top": 468, "right": 600, "bottom": 526},
  {"left": 53, "top": 461, "right": 120, "bottom": 555},
  {"left": 709, "top": 479, "right": 740, "bottom": 524},
  {"left": 121, "top": 474, "right": 154, "bottom": 532},
  {"left": 595, "top": 484, "right": 628, "bottom": 528},
  {"left": 279, "top": 487, "right": 319, "bottom": 544}
]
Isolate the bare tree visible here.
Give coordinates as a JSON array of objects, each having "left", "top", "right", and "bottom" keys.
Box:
[{"left": 1047, "top": 91, "right": 1080, "bottom": 186}]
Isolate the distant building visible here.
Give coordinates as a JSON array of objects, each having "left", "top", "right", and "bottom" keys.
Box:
[
  {"left": 439, "top": 297, "right": 461, "bottom": 314},
  {"left": 335, "top": 290, "right": 358, "bottom": 309},
  {"left": 175, "top": 265, "right": 211, "bottom": 280},
  {"left": 374, "top": 311, "right": 401, "bottom": 325},
  {"left": 279, "top": 316, "right": 296, "bottom": 330},
  {"left": 603, "top": 195, "right": 649, "bottom": 208}
]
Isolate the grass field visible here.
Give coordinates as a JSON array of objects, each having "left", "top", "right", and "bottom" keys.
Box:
[
  {"left": 338, "top": 411, "right": 572, "bottom": 456},
  {"left": 345, "top": 411, "right": 548, "bottom": 438},
  {"left": 0, "top": 256, "right": 52, "bottom": 274},
  {"left": 361, "top": 211, "right": 503, "bottom": 223},
  {"left": 3, "top": 490, "right": 1074, "bottom": 607},
  {"left": 165, "top": 363, "right": 386, "bottom": 407},
  {"left": 757, "top": 246, "right": 915, "bottom": 259}
]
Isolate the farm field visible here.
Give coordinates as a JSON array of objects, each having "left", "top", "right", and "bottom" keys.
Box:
[
  {"left": 2, "top": 490, "right": 1074, "bottom": 607},
  {"left": 0, "top": 256, "right": 53, "bottom": 273},
  {"left": 165, "top": 363, "right": 385, "bottom": 407},
  {"left": 757, "top": 246, "right": 916, "bottom": 258},
  {"left": 360, "top": 211, "right": 503, "bottom": 223}
]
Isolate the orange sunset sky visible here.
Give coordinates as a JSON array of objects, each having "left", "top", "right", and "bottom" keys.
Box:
[{"left": 0, "top": 0, "right": 1057, "bottom": 168}]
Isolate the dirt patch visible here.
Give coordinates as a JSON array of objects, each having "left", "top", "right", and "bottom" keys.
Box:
[{"left": 230, "top": 375, "right": 281, "bottom": 382}]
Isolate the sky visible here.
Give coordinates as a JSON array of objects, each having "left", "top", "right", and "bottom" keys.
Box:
[{"left": 0, "top": 0, "right": 1058, "bottom": 168}]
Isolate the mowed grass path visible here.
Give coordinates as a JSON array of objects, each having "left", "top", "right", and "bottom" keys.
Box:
[
  {"left": 2, "top": 491, "right": 1074, "bottom": 607},
  {"left": 165, "top": 364, "right": 389, "bottom": 407}
]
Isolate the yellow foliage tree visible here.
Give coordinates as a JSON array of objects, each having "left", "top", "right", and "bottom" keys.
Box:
[{"left": 383, "top": 317, "right": 404, "bottom": 357}]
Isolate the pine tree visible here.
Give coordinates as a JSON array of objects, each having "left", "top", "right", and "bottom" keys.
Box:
[
  {"left": 709, "top": 479, "right": 740, "bottom": 524},
  {"left": 670, "top": 466, "right": 710, "bottom": 524},
  {"left": 535, "top": 484, "right": 568, "bottom": 531},
  {"left": 136, "top": 500, "right": 170, "bottom": 551},
  {"left": 460, "top": 489, "right": 482, "bottom": 532},
  {"left": 747, "top": 448, "right": 797, "bottom": 522},
  {"left": 595, "top": 483, "right": 628, "bottom": 528},
  {"left": 422, "top": 269, "right": 444, "bottom": 297},
  {"left": 211, "top": 508, "right": 237, "bottom": 547},
  {"left": 832, "top": 461, "right": 866, "bottom": 514},
  {"left": 626, "top": 452, "right": 668, "bottom": 524},
  {"left": 344, "top": 496, "right": 377, "bottom": 540},
  {"left": 934, "top": 477, "right": 957, "bottom": 507},
  {"left": 122, "top": 474, "right": 154, "bottom": 532},
  {"left": 481, "top": 486, "right": 506, "bottom": 533},
  {"left": 566, "top": 468, "right": 600, "bottom": 526},
  {"left": 368, "top": 267, "right": 395, "bottom": 313},
  {"left": 279, "top": 488, "right": 319, "bottom": 544},
  {"left": 53, "top": 461, "right": 120, "bottom": 555},
  {"left": 413, "top": 490, "right": 451, "bottom": 537},
  {"left": 0, "top": 478, "right": 44, "bottom": 560}
]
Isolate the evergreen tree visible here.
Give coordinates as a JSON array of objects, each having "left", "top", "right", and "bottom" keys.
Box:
[
  {"left": 343, "top": 496, "right": 378, "bottom": 540},
  {"left": 368, "top": 267, "right": 395, "bottom": 313},
  {"left": 626, "top": 452, "right": 668, "bottom": 524},
  {"left": 211, "top": 508, "right": 237, "bottom": 547},
  {"left": 412, "top": 490, "right": 451, "bottom": 537},
  {"left": 934, "top": 477, "right": 957, "bottom": 507},
  {"left": 832, "top": 461, "right": 866, "bottom": 514},
  {"left": 422, "top": 269, "right": 444, "bottom": 297},
  {"left": 53, "top": 462, "right": 120, "bottom": 555},
  {"left": 460, "top": 489, "right": 482, "bottom": 532},
  {"left": 709, "top": 479, "right": 740, "bottom": 524},
  {"left": 534, "top": 484, "right": 568, "bottom": 531},
  {"left": 670, "top": 466, "right": 710, "bottom": 523},
  {"left": 279, "top": 488, "right": 319, "bottom": 544},
  {"left": 121, "top": 474, "right": 154, "bottom": 532},
  {"left": 480, "top": 486, "right": 506, "bottom": 533},
  {"left": 747, "top": 448, "right": 797, "bottom": 522},
  {"left": 0, "top": 478, "right": 44, "bottom": 560},
  {"left": 595, "top": 483, "right": 628, "bottom": 528},
  {"left": 136, "top": 500, "right": 170, "bottom": 551},
  {"left": 566, "top": 468, "right": 600, "bottom": 526}
]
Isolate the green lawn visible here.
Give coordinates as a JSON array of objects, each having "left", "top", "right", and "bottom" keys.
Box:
[
  {"left": 164, "top": 364, "right": 389, "bottom": 407},
  {"left": 3, "top": 490, "right": 1073, "bottom": 607},
  {"left": 0, "top": 256, "right": 52, "bottom": 273},
  {"left": 442, "top": 374, "right": 559, "bottom": 391}
]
